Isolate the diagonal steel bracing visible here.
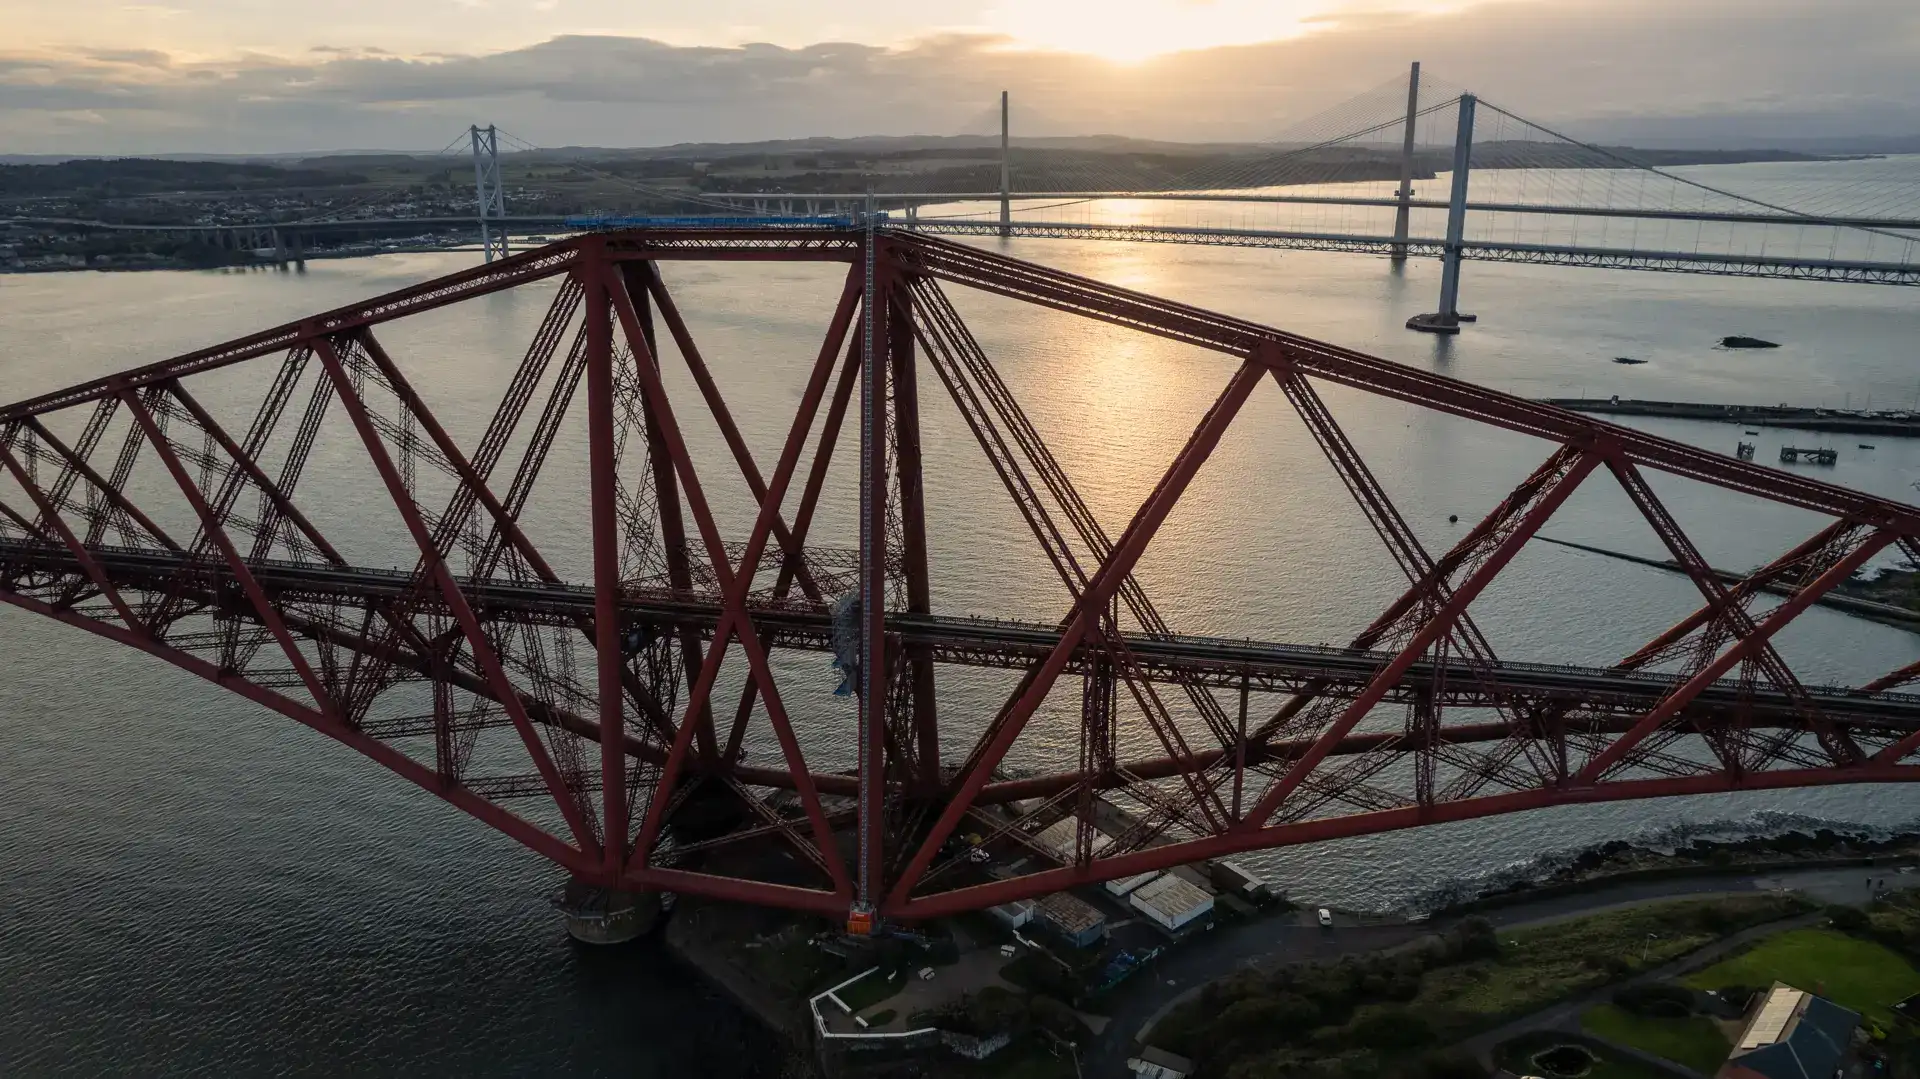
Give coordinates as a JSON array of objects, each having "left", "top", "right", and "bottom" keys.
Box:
[{"left": 4, "top": 226, "right": 1919, "bottom": 922}]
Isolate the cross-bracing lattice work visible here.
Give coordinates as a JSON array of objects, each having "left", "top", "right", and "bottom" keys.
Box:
[{"left": 4, "top": 226, "right": 1920, "bottom": 923}]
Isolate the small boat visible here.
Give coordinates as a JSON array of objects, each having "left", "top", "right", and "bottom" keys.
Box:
[
  {"left": 1744, "top": 430, "right": 1759, "bottom": 435},
  {"left": 1613, "top": 356, "right": 1647, "bottom": 365},
  {"left": 1860, "top": 443, "right": 1876, "bottom": 449}
]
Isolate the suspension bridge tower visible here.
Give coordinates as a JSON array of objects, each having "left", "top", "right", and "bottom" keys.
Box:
[{"left": 470, "top": 124, "right": 510, "bottom": 262}]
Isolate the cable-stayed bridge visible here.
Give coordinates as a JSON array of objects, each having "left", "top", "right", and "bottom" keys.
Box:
[
  {"left": 647, "top": 67, "right": 1920, "bottom": 331},
  {"left": 15, "top": 65, "right": 1920, "bottom": 332}
]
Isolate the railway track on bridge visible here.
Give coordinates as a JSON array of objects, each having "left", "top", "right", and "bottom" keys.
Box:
[
  {"left": 8, "top": 539, "right": 1920, "bottom": 731},
  {"left": 6, "top": 225, "right": 1920, "bottom": 922}
]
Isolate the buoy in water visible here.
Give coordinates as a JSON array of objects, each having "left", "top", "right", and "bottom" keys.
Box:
[{"left": 1448, "top": 514, "right": 1458, "bottom": 524}]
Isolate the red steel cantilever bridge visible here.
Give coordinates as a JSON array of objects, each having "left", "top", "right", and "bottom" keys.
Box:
[{"left": 4, "top": 224, "right": 1920, "bottom": 926}]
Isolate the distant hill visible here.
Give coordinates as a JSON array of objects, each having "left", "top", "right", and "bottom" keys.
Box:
[
  {"left": 0, "top": 136, "right": 1877, "bottom": 208},
  {"left": 0, "top": 158, "right": 367, "bottom": 196},
  {"left": 5, "top": 129, "right": 1890, "bottom": 172}
]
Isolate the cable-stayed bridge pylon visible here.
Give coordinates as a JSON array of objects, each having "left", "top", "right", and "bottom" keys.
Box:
[
  {"left": 551, "top": 63, "right": 1916, "bottom": 328},
  {"left": 11, "top": 64, "right": 1915, "bottom": 324}
]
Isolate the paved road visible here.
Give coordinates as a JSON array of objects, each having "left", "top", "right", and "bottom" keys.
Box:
[{"left": 1083, "top": 863, "right": 1920, "bottom": 1077}]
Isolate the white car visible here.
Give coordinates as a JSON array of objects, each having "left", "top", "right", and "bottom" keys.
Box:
[{"left": 1317, "top": 908, "right": 1334, "bottom": 927}]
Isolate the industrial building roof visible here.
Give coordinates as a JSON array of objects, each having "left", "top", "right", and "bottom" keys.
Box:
[
  {"left": 1035, "top": 891, "right": 1106, "bottom": 935},
  {"left": 1104, "top": 870, "right": 1163, "bottom": 896},
  {"left": 1130, "top": 873, "right": 1213, "bottom": 921},
  {"left": 1035, "top": 816, "right": 1114, "bottom": 864}
]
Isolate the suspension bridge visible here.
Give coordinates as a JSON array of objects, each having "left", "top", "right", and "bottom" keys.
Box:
[
  {"left": 14, "top": 64, "right": 1920, "bottom": 334},
  {"left": 5, "top": 223, "right": 1920, "bottom": 931}
]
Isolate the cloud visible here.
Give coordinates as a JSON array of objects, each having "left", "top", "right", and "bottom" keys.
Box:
[{"left": 0, "top": 0, "right": 1913, "bottom": 154}]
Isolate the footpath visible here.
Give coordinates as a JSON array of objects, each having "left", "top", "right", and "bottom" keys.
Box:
[
  {"left": 1455, "top": 911, "right": 1825, "bottom": 1077},
  {"left": 1085, "top": 862, "right": 1913, "bottom": 1078}
]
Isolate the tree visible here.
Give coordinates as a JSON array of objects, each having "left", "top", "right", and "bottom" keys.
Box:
[
  {"left": 963, "top": 986, "right": 1027, "bottom": 1035},
  {"left": 1406, "top": 1050, "right": 1491, "bottom": 1079},
  {"left": 1613, "top": 982, "right": 1695, "bottom": 1018},
  {"left": 1347, "top": 1007, "right": 1435, "bottom": 1051},
  {"left": 1451, "top": 918, "right": 1500, "bottom": 960},
  {"left": 1828, "top": 904, "right": 1872, "bottom": 933},
  {"left": 1028, "top": 994, "right": 1087, "bottom": 1040},
  {"left": 1206, "top": 994, "right": 1323, "bottom": 1050}
]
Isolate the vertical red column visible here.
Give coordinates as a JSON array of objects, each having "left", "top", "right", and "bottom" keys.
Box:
[
  {"left": 583, "top": 248, "right": 628, "bottom": 875},
  {"left": 855, "top": 232, "right": 890, "bottom": 922},
  {"left": 888, "top": 279, "right": 938, "bottom": 792}
]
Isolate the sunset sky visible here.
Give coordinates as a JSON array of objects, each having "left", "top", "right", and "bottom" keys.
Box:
[
  {"left": 8, "top": 0, "right": 1461, "bottom": 60},
  {"left": 0, "top": 0, "right": 1912, "bottom": 153}
]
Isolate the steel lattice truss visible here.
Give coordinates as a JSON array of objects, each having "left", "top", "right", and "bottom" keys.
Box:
[{"left": 5, "top": 226, "right": 1920, "bottom": 922}]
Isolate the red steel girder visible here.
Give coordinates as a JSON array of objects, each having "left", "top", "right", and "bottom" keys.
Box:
[
  {"left": 887, "top": 353, "right": 1267, "bottom": 906},
  {"left": 6, "top": 227, "right": 1920, "bottom": 924},
  {"left": 599, "top": 247, "right": 852, "bottom": 894}
]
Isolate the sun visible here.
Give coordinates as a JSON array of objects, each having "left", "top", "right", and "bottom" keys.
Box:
[{"left": 978, "top": 0, "right": 1333, "bottom": 63}]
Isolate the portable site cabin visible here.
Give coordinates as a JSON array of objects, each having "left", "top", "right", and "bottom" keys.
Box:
[{"left": 988, "top": 899, "right": 1035, "bottom": 929}]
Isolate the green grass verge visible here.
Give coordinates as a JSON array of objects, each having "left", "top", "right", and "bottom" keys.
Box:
[
  {"left": 837, "top": 969, "right": 902, "bottom": 1014},
  {"left": 1586, "top": 1058, "right": 1679, "bottom": 1079},
  {"left": 1683, "top": 927, "right": 1920, "bottom": 1027},
  {"left": 1405, "top": 895, "right": 1804, "bottom": 1033},
  {"left": 1581, "top": 1003, "right": 1731, "bottom": 1073}
]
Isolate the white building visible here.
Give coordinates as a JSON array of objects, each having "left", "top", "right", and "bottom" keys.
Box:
[
  {"left": 1130, "top": 873, "right": 1214, "bottom": 933},
  {"left": 1103, "top": 870, "right": 1163, "bottom": 897},
  {"left": 987, "top": 899, "right": 1034, "bottom": 929}
]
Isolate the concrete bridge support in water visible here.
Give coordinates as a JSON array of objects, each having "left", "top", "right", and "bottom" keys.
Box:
[
  {"left": 559, "top": 879, "right": 664, "bottom": 944},
  {"left": 1409, "top": 93, "right": 1479, "bottom": 335}
]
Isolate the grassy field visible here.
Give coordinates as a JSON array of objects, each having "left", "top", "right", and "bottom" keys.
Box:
[
  {"left": 837, "top": 969, "right": 903, "bottom": 1014},
  {"left": 1149, "top": 894, "right": 1807, "bottom": 1077},
  {"left": 1581, "top": 1003, "right": 1731, "bottom": 1073},
  {"left": 1403, "top": 894, "right": 1806, "bottom": 1033},
  {"left": 1684, "top": 927, "right": 1920, "bottom": 1028},
  {"left": 1586, "top": 1057, "right": 1678, "bottom": 1079}
]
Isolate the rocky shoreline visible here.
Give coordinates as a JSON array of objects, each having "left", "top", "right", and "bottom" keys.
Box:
[{"left": 1437, "top": 827, "right": 1920, "bottom": 916}]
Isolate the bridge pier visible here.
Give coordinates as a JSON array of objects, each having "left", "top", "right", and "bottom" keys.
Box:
[
  {"left": 1408, "top": 93, "right": 1478, "bottom": 335},
  {"left": 557, "top": 878, "right": 662, "bottom": 944}
]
